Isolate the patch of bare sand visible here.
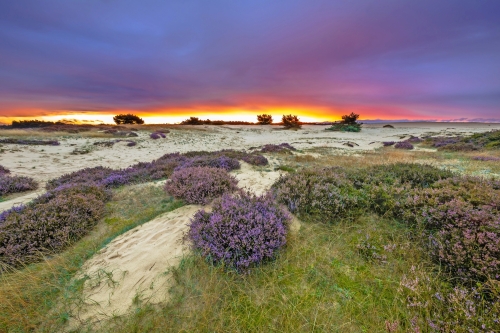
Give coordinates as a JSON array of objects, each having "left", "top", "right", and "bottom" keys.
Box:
[{"left": 70, "top": 162, "right": 287, "bottom": 326}]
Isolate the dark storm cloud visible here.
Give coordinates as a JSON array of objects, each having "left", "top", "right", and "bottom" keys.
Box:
[{"left": 0, "top": 0, "right": 499, "bottom": 119}]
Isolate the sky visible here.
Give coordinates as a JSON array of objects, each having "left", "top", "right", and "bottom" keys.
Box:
[{"left": 1, "top": 0, "right": 499, "bottom": 124}]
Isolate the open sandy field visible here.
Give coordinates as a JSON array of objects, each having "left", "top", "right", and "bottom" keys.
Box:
[{"left": 1, "top": 122, "right": 500, "bottom": 330}]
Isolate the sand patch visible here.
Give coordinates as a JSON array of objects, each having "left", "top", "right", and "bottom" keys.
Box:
[{"left": 73, "top": 204, "right": 201, "bottom": 324}]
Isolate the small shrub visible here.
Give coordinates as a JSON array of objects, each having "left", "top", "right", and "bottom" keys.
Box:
[
  {"left": 383, "top": 124, "right": 394, "bottom": 128},
  {"left": 241, "top": 154, "right": 268, "bottom": 166},
  {"left": 326, "top": 112, "right": 363, "bottom": 132},
  {"left": 0, "top": 184, "right": 111, "bottom": 269},
  {"left": 394, "top": 141, "right": 414, "bottom": 150},
  {"left": 257, "top": 114, "right": 273, "bottom": 125},
  {"left": 165, "top": 167, "right": 238, "bottom": 204},
  {"left": 0, "top": 139, "right": 60, "bottom": 146},
  {"left": 150, "top": 133, "right": 161, "bottom": 140},
  {"left": 0, "top": 175, "right": 38, "bottom": 197},
  {"left": 126, "top": 141, "right": 137, "bottom": 147},
  {"left": 188, "top": 191, "right": 291, "bottom": 271},
  {"left": 260, "top": 143, "right": 296, "bottom": 153},
  {"left": 271, "top": 168, "right": 364, "bottom": 221},
  {"left": 382, "top": 141, "right": 396, "bottom": 146},
  {"left": 174, "top": 155, "right": 240, "bottom": 172},
  {"left": 0, "top": 165, "right": 10, "bottom": 176},
  {"left": 113, "top": 114, "right": 145, "bottom": 125},
  {"left": 425, "top": 200, "right": 500, "bottom": 282},
  {"left": 282, "top": 114, "right": 302, "bottom": 129}
]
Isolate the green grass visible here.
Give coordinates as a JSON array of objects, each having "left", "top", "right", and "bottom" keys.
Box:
[
  {"left": 0, "top": 184, "right": 183, "bottom": 332},
  {"left": 96, "top": 215, "right": 432, "bottom": 332}
]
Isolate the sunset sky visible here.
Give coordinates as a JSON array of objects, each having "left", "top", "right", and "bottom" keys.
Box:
[{"left": 1, "top": 1, "right": 499, "bottom": 124}]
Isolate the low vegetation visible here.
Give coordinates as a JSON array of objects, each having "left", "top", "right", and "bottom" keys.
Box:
[
  {"left": 424, "top": 129, "right": 500, "bottom": 151},
  {"left": 282, "top": 114, "right": 302, "bottom": 129},
  {"left": 188, "top": 191, "right": 290, "bottom": 271},
  {"left": 0, "top": 165, "right": 38, "bottom": 197},
  {"left": 165, "top": 167, "right": 238, "bottom": 204},
  {"left": 256, "top": 114, "right": 273, "bottom": 125},
  {"left": 0, "top": 138, "right": 60, "bottom": 146},
  {"left": 326, "top": 112, "right": 363, "bottom": 132},
  {"left": 113, "top": 113, "right": 145, "bottom": 125}
]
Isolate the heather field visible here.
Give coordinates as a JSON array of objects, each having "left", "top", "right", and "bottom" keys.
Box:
[{"left": 1, "top": 123, "right": 500, "bottom": 332}]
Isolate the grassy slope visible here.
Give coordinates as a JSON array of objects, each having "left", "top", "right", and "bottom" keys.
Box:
[{"left": 0, "top": 185, "right": 183, "bottom": 332}]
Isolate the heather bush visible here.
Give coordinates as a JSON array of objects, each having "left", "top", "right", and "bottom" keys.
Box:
[
  {"left": 382, "top": 141, "right": 395, "bottom": 146},
  {"left": 0, "top": 139, "right": 60, "bottom": 146},
  {"left": 425, "top": 200, "right": 500, "bottom": 282},
  {"left": 126, "top": 141, "right": 137, "bottom": 147},
  {"left": 407, "top": 136, "right": 423, "bottom": 143},
  {"left": 174, "top": 155, "right": 240, "bottom": 172},
  {"left": 150, "top": 133, "right": 161, "bottom": 139},
  {"left": 188, "top": 192, "right": 290, "bottom": 271},
  {"left": 271, "top": 168, "right": 364, "bottom": 221},
  {"left": 0, "top": 175, "right": 38, "bottom": 196},
  {"left": 394, "top": 141, "right": 414, "bottom": 149},
  {"left": 0, "top": 165, "right": 9, "bottom": 176},
  {"left": 472, "top": 156, "right": 500, "bottom": 161},
  {"left": 165, "top": 167, "right": 238, "bottom": 204},
  {"left": 260, "top": 143, "right": 296, "bottom": 153},
  {"left": 0, "top": 184, "right": 111, "bottom": 269},
  {"left": 46, "top": 166, "right": 117, "bottom": 190},
  {"left": 241, "top": 153, "right": 268, "bottom": 166}
]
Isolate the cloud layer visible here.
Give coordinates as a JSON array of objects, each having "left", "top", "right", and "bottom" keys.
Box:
[{"left": 1, "top": 0, "right": 499, "bottom": 120}]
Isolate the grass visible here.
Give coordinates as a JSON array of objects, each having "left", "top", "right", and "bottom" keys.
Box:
[
  {"left": 0, "top": 184, "right": 183, "bottom": 332},
  {"left": 96, "top": 215, "right": 433, "bottom": 332}
]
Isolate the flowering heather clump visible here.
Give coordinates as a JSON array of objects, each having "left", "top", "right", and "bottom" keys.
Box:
[
  {"left": 174, "top": 155, "right": 240, "bottom": 172},
  {"left": 0, "top": 175, "right": 38, "bottom": 197},
  {"left": 165, "top": 167, "right": 238, "bottom": 204},
  {"left": 382, "top": 141, "right": 395, "bottom": 146},
  {"left": 188, "top": 192, "right": 291, "bottom": 271},
  {"left": 0, "top": 165, "right": 10, "bottom": 176},
  {"left": 150, "top": 132, "right": 161, "bottom": 139},
  {"left": 472, "top": 155, "right": 500, "bottom": 161},
  {"left": 407, "top": 136, "right": 423, "bottom": 143},
  {"left": 0, "top": 205, "right": 25, "bottom": 223},
  {"left": 46, "top": 166, "right": 117, "bottom": 190},
  {"left": 394, "top": 141, "right": 414, "bottom": 149},
  {"left": 272, "top": 168, "right": 364, "bottom": 221},
  {"left": 260, "top": 143, "right": 296, "bottom": 153},
  {"left": 126, "top": 141, "right": 137, "bottom": 147},
  {"left": 425, "top": 200, "right": 500, "bottom": 282},
  {"left": 241, "top": 153, "right": 268, "bottom": 166},
  {"left": 47, "top": 153, "right": 188, "bottom": 189},
  {"left": 0, "top": 184, "right": 111, "bottom": 269},
  {"left": 0, "top": 138, "right": 60, "bottom": 146}
]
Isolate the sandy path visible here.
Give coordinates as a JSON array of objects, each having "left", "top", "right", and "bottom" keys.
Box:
[{"left": 71, "top": 162, "right": 284, "bottom": 325}]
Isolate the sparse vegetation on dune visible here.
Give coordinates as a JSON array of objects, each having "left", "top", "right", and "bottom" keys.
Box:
[{"left": 1, "top": 128, "right": 500, "bottom": 332}]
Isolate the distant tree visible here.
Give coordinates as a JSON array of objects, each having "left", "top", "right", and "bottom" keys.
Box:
[
  {"left": 282, "top": 114, "right": 302, "bottom": 129},
  {"left": 113, "top": 114, "right": 144, "bottom": 125},
  {"left": 180, "top": 117, "right": 204, "bottom": 125},
  {"left": 341, "top": 112, "right": 360, "bottom": 125},
  {"left": 325, "top": 112, "right": 362, "bottom": 132},
  {"left": 257, "top": 114, "right": 273, "bottom": 125},
  {"left": 11, "top": 120, "right": 56, "bottom": 128}
]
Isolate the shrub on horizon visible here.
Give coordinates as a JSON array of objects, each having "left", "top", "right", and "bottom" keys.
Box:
[
  {"left": 282, "top": 114, "right": 302, "bottom": 129},
  {"left": 165, "top": 167, "right": 238, "bottom": 204},
  {"left": 187, "top": 191, "right": 291, "bottom": 271},
  {"left": 325, "top": 112, "right": 362, "bottom": 132},
  {"left": 257, "top": 114, "right": 273, "bottom": 125},
  {"left": 113, "top": 113, "right": 144, "bottom": 125}
]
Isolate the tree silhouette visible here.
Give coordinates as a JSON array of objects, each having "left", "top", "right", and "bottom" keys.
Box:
[
  {"left": 282, "top": 114, "right": 302, "bottom": 129},
  {"left": 257, "top": 114, "right": 273, "bottom": 125},
  {"left": 113, "top": 114, "right": 144, "bottom": 125}
]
